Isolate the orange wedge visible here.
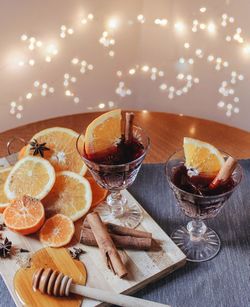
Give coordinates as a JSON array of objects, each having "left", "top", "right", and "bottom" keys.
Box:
[
  {"left": 3, "top": 195, "right": 45, "bottom": 235},
  {"left": 0, "top": 167, "right": 11, "bottom": 213},
  {"left": 86, "top": 176, "right": 108, "bottom": 209},
  {"left": 39, "top": 214, "right": 75, "bottom": 247},
  {"left": 4, "top": 156, "right": 55, "bottom": 200},
  {"left": 22, "top": 127, "right": 87, "bottom": 175},
  {"left": 183, "top": 137, "right": 224, "bottom": 175},
  {"left": 44, "top": 171, "right": 92, "bottom": 222},
  {"left": 85, "top": 109, "right": 122, "bottom": 155}
]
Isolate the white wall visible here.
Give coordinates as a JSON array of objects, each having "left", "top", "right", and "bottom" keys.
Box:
[{"left": 0, "top": 0, "right": 249, "bottom": 131}]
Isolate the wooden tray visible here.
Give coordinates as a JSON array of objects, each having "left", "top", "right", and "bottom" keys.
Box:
[{"left": 0, "top": 154, "right": 186, "bottom": 306}]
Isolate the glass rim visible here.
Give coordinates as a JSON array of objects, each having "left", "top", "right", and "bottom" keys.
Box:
[
  {"left": 165, "top": 148, "right": 243, "bottom": 200},
  {"left": 76, "top": 125, "right": 150, "bottom": 168}
]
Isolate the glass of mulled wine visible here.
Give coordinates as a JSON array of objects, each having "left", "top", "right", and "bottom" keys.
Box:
[
  {"left": 76, "top": 125, "right": 150, "bottom": 228},
  {"left": 165, "top": 149, "right": 242, "bottom": 262}
]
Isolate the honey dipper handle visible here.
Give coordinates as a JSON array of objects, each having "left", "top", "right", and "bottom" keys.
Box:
[{"left": 70, "top": 284, "right": 170, "bottom": 307}]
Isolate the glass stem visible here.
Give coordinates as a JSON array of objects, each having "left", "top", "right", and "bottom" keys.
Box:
[
  {"left": 107, "top": 191, "right": 126, "bottom": 218},
  {"left": 187, "top": 219, "right": 207, "bottom": 241}
]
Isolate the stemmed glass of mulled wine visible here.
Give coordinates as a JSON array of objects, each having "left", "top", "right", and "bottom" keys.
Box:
[
  {"left": 76, "top": 125, "right": 150, "bottom": 228},
  {"left": 165, "top": 149, "right": 242, "bottom": 262}
]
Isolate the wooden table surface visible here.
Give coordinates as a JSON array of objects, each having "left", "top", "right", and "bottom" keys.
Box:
[{"left": 0, "top": 111, "right": 249, "bottom": 161}]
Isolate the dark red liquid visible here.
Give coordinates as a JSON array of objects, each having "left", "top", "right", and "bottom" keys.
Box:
[
  {"left": 84, "top": 136, "right": 145, "bottom": 165},
  {"left": 172, "top": 164, "right": 235, "bottom": 196},
  {"left": 83, "top": 137, "right": 145, "bottom": 191},
  {"left": 170, "top": 163, "right": 236, "bottom": 218}
]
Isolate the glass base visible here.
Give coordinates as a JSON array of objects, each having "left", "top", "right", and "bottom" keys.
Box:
[
  {"left": 94, "top": 201, "right": 143, "bottom": 228},
  {"left": 171, "top": 226, "right": 221, "bottom": 262}
]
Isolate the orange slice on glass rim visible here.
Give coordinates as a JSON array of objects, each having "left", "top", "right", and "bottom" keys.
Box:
[
  {"left": 3, "top": 195, "right": 45, "bottom": 235},
  {"left": 0, "top": 167, "right": 12, "bottom": 213},
  {"left": 183, "top": 137, "right": 225, "bottom": 176},
  {"left": 22, "top": 127, "right": 87, "bottom": 175},
  {"left": 4, "top": 156, "right": 55, "bottom": 200},
  {"left": 39, "top": 214, "right": 75, "bottom": 247},
  {"left": 43, "top": 171, "right": 92, "bottom": 222},
  {"left": 84, "top": 109, "right": 122, "bottom": 156}
]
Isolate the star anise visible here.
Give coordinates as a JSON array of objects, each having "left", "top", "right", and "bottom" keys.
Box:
[
  {"left": 29, "top": 139, "right": 50, "bottom": 157},
  {"left": 0, "top": 237, "right": 12, "bottom": 258},
  {"left": 69, "top": 247, "right": 86, "bottom": 260}
]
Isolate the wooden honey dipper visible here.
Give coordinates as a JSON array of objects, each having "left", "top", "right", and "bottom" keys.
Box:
[{"left": 33, "top": 268, "right": 169, "bottom": 307}]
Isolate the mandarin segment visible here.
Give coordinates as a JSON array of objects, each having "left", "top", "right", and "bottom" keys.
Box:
[
  {"left": 39, "top": 214, "right": 75, "bottom": 247},
  {"left": 183, "top": 137, "right": 225, "bottom": 175},
  {"left": 23, "top": 127, "right": 87, "bottom": 175},
  {"left": 0, "top": 167, "right": 11, "bottom": 213},
  {"left": 3, "top": 195, "right": 45, "bottom": 235},
  {"left": 84, "top": 109, "right": 122, "bottom": 155},
  {"left": 4, "top": 156, "right": 55, "bottom": 200},
  {"left": 44, "top": 171, "right": 92, "bottom": 222}
]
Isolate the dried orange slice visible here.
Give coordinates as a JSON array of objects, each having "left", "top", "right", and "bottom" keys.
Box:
[
  {"left": 23, "top": 127, "right": 87, "bottom": 175},
  {"left": 3, "top": 195, "right": 45, "bottom": 235},
  {"left": 85, "top": 109, "right": 122, "bottom": 155},
  {"left": 4, "top": 156, "right": 55, "bottom": 200},
  {"left": 0, "top": 167, "right": 11, "bottom": 213},
  {"left": 39, "top": 214, "right": 75, "bottom": 247},
  {"left": 86, "top": 176, "right": 108, "bottom": 209},
  {"left": 183, "top": 137, "right": 224, "bottom": 175},
  {"left": 44, "top": 171, "right": 92, "bottom": 222}
]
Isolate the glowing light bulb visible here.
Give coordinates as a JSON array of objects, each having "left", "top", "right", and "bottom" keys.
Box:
[
  {"left": 36, "top": 41, "right": 42, "bottom": 47},
  {"left": 29, "top": 59, "right": 35, "bottom": 66},
  {"left": 46, "top": 44, "right": 58, "bottom": 55},
  {"left": 21, "top": 34, "right": 28, "bottom": 41},
  {"left": 108, "top": 18, "right": 118, "bottom": 29},
  {"left": 26, "top": 93, "right": 32, "bottom": 99},
  {"left": 174, "top": 22, "right": 185, "bottom": 32},
  {"left": 67, "top": 28, "right": 74, "bottom": 35},
  {"left": 98, "top": 103, "right": 105, "bottom": 109},
  {"left": 200, "top": 7, "right": 207, "bottom": 13},
  {"left": 129, "top": 68, "right": 136, "bottom": 75},
  {"left": 207, "top": 22, "right": 216, "bottom": 33},
  {"left": 243, "top": 44, "right": 250, "bottom": 54},
  {"left": 184, "top": 42, "right": 190, "bottom": 49},
  {"left": 142, "top": 65, "right": 149, "bottom": 72},
  {"left": 71, "top": 58, "right": 79, "bottom": 64},
  {"left": 65, "top": 90, "right": 72, "bottom": 96},
  {"left": 88, "top": 14, "right": 94, "bottom": 20}
]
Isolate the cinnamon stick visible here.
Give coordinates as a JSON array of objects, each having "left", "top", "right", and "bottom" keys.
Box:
[
  {"left": 124, "top": 112, "right": 134, "bottom": 142},
  {"left": 81, "top": 227, "right": 152, "bottom": 250},
  {"left": 83, "top": 219, "right": 152, "bottom": 239},
  {"left": 209, "top": 157, "right": 237, "bottom": 189},
  {"left": 86, "top": 212, "right": 127, "bottom": 278}
]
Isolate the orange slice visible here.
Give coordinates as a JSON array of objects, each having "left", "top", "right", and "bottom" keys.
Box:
[
  {"left": 22, "top": 127, "right": 87, "bottom": 175},
  {"left": 4, "top": 156, "right": 55, "bottom": 200},
  {"left": 183, "top": 137, "right": 224, "bottom": 175},
  {"left": 3, "top": 195, "right": 45, "bottom": 235},
  {"left": 85, "top": 109, "right": 122, "bottom": 155},
  {"left": 39, "top": 214, "right": 75, "bottom": 247},
  {"left": 0, "top": 167, "right": 11, "bottom": 213},
  {"left": 44, "top": 171, "right": 92, "bottom": 222},
  {"left": 18, "top": 145, "right": 28, "bottom": 160},
  {"left": 86, "top": 176, "right": 108, "bottom": 209}
]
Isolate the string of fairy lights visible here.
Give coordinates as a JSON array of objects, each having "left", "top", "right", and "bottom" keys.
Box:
[{"left": 6, "top": 7, "right": 250, "bottom": 120}]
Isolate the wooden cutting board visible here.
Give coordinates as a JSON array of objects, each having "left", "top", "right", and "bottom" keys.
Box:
[
  {"left": 0, "top": 154, "right": 186, "bottom": 307},
  {"left": 14, "top": 247, "right": 87, "bottom": 307}
]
